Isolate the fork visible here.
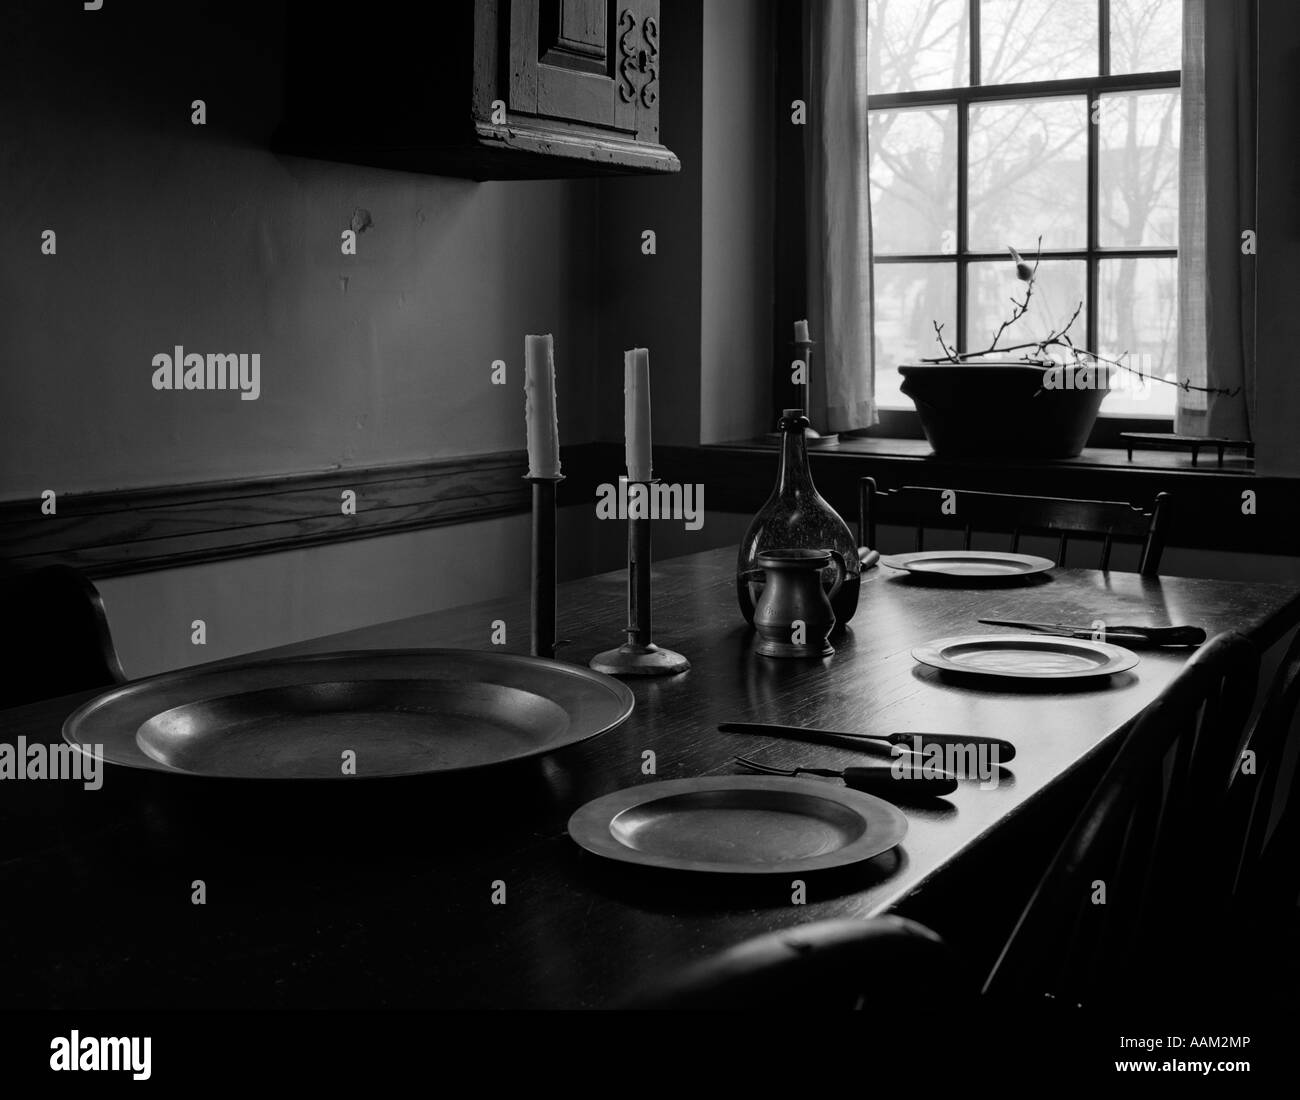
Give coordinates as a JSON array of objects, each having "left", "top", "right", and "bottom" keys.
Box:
[{"left": 734, "top": 754, "right": 959, "bottom": 797}]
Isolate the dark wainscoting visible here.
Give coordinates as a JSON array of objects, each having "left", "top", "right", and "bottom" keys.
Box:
[
  {"left": 1, "top": 448, "right": 599, "bottom": 578},
  {"left": 3, "top": 439, "right": 1293, "bottom": 578}
]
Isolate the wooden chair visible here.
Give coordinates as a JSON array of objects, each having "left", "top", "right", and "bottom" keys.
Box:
[
  {"left": 1223, "top": 627, "right": 1300, "bottom": 936},
  {"left": 858, "top": 478, "right": 1170, "bottom": 576},
  {"left": 982, "top": 632, "right": 1260, "bottom": 1006},
  {"left": 622, "top": 916, "right": 962, "bottom": 1010},
  {"left": 0, "top": 564, "right": 127, "bottom": 709}
]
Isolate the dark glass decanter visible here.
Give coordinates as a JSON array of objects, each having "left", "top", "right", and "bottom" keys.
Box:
[{"left": 736, "top": 409, "right": 861, "bottom": 629}]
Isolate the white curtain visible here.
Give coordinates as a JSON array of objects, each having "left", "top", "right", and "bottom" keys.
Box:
[
  {"left": 1176, "top": 0, "right": 1255, "bottom": 439},
  {"left": 804, "top": 0, "right": 877, "bottom": 433},
  {"left": 1176, "top": 0, "right": 1208, "bottom": 431}
]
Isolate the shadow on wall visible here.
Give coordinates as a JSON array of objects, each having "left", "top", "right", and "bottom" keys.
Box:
[{"left": 98, "top": 511, "right": 538, "bottom": 678}]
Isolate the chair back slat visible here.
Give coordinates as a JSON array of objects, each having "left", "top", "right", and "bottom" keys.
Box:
[
  {"left": 1138, "top": 492, "right": 1171, "bottom": 576},
  {"left": 1225, "top": 626, "right": 1300, "bottom": 914},
  {"left": 858, "top": 477, "right": 875, "bottom": 549}
]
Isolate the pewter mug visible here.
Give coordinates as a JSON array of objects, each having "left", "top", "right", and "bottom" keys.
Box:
[{"left": 752, "top": 549, "right": 839, "bottom": 658}]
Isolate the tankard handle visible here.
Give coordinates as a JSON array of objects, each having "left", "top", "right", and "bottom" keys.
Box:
[{"left": 824, "top": 549, "right": 847, "bottom": 601}]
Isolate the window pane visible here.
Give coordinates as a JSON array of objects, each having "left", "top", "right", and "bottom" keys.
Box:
[
  {"left": 868, "top": 0, "right": 970, "bottom": 94},
  {"left": 968, "top": 97, "right": 1088, "bottom": 251},
  {"left": 870, "top": 107, "right": 958, "bottom": 254},
  {"left": 979, "top": 0, "right": 1098, "bottom": 84},
  {"left": 1109, "top": 0, "right": 1181, "bottom": 75},
  {"left": 1097, "top": 257, "right": 1178, "bottom": 416},
  {"left": 874, "top": 262, "right": 957, "bottom": 408},
  {"left": 967, "top": 259, "right": 1087, "bottom": 355},
  {"left": 1098, "top": 91, "right": 1180, "bottom": 248}
]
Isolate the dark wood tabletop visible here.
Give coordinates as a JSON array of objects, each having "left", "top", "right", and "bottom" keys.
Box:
[{"left": 3, "top": 547, "right": 1299, "bottom": 1009}]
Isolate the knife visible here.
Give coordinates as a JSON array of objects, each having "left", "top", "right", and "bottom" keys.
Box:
[
  {"left": 733, "top": 755, "right": 960, "bottom": 797},
  {"left": 978, "top": 619, "right": 1206, "bottom": 647},
  {"left": 718, "top": 722, "right": 1016, "bottom": 762}
]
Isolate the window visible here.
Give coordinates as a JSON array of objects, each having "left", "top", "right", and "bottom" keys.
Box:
[{"left": 868, "top": 0, "right": 1181, "bottom": 417}]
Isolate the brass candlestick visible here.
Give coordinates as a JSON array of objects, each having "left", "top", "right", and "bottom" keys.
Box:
[{"left": 590, "top": 478, "right": 690, "bottom": 677}]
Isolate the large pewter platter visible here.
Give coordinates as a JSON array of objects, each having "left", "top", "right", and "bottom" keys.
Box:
[{"left": 63, "top": 649, "right": 635, "bottom": 779}]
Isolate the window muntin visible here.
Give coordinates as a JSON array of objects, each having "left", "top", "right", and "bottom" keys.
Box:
[{"left": 868, "top": 0, "right": 1181, "bottom": 418}]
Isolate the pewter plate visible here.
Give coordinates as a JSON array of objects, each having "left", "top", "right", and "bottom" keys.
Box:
[
  {"left": 881, "top": 550, "right": 1056, "bottom": 579},
  {"left": 568, "top": 776, "right": 907, "bottom": 874},
  {"left": 63, "top": 649, "right": 634, "bottom": 779},
  {"left": 912, "top": 634, "right": 1139, "bottom": 681}
]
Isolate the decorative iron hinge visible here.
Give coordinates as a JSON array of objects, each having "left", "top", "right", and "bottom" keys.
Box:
[{"left": 618, "top": 10, "right": 660, "bottom": 109}]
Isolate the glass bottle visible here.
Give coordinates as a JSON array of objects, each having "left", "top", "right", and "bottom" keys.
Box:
[{"left": 736, "top": 409, "right": 861, "bottom": 629}]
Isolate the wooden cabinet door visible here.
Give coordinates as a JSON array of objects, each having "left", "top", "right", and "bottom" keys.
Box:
[{"left": 508, "top": 0, "right": 661, "bottom": 142}]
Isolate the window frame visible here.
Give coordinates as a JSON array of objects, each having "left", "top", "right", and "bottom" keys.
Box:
[{"left": 866, "top": 0, "right": 1181, "bottom": 425}]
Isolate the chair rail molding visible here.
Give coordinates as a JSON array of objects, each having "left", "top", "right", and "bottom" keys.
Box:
[{"left": 0, "top": 447, "right": 603, "bottom": 578}]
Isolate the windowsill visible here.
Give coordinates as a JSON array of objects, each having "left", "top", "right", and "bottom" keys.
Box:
[{"left": 710, "top": 434, "right": 1256, "bottom": 475}]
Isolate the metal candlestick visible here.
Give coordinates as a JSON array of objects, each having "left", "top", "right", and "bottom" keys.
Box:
[
  {"left": 796, "top": 338, "right": 839, "bottom": 448},
  {"left": 590, "top": 479, "right": 690, "bottom": 677},
  {"left": 527, "top": 475, "right": 563, "bottom": 659},
  {"left": 765, "top": 338, "right": 840, "bottom": 447}
]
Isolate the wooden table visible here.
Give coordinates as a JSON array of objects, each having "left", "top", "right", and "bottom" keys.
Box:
[{"left": 3, "top": 547, "right": 1298, "bottom": 1009}]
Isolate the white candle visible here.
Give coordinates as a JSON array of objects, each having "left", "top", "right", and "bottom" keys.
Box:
[
  {"left": 794, "top": 319, "right": 811, "bottom": 343},
  {"left": 524, "top": 334, "right": 561, "bottom": 478},
  {"left": 624, "top": 347, "right": 652, "bottom": 481}
]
